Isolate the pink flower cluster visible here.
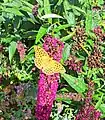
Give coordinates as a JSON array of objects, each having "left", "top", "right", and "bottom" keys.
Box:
[
  {"left": 43, "top": 35, "right": 64, "bottom": 62},
  {"left": 76, "top": 81, "right": 101, "bottom": 120},
  {"left": 32, "top": 4, "right": 39, "bottom": 16},
  {"left": 76, "top": 105, "right": 101, "bottom": 120},
  {"left": 93, "top": 26, "right": 105, "bottom": 42},
  {"left": 65, "top": 55, "right": 82, "bottom": 72},
  {"left": 17, "top": 41, "right": 26, "bottom": 60},
  {"left": 35, "top": 35, "right": 64, "bottom": 120},
  {"left": 35, "top": 72, "right": 59, "bottom": 119}
]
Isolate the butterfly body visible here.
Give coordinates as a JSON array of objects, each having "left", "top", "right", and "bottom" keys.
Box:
[{"left": 34, "top": 46, "right": 65, "bottom": 75}]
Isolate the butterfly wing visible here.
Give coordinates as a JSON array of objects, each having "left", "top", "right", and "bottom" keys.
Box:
[
  {"left": 35, "top": 56, "right": 43, "bottom": 69},
  {"left": 34, "top": 46, "right": 49, "bottom": 58},
  {"left": 34, "top": 46, "right": 65, "bottom": 75},
  {"left": 34, "top": 46, "right": 50, "bottom": 69},
  {"left": 42, "top": 60, "right": 66, "bottom": 75}
]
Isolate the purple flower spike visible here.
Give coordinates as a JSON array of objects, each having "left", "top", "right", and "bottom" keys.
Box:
[
  {"left": 75, "top": 81, "right": 101, "bottom": 120},
  {"left": 35, "top": 35, "right": 64, "bottom": 120},
  {"left": 17, "top": 41, "right": 26, "bottom": 60}
]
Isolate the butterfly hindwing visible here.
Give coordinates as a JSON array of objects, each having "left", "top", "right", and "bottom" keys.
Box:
[{"left": 43, "top": 60, "right": 66, "bottom": 75}]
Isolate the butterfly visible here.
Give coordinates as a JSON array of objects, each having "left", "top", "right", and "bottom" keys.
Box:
[{"left": 34, "top": 46, "right": 66, "bottom": 75}]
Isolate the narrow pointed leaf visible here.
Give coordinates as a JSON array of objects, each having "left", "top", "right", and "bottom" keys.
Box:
[
  {"left": 35, "top": 26, "right": 47, "bottom": 44},
  {"left": 9, "top": 41, "right": 17, "bottom": 63}
]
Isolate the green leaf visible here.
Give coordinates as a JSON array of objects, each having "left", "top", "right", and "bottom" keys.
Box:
[
  {"left": 98, "top": 0, "right": 104, "bottom": 6},
  {"left": 57, "top": 0, "right": 63, "bottom": 5},
  {"left": 44, "top": 0, "right": 52, "bottom": 23},
  {"left": 78, "top": 0, "right": 85, "bottom": 4},
  {"left": 62, "top": 43, "right": 70, "bottom": 62},
  {"left": 20, "top": 6, "right": 32, "bottom": 13},
  {"left": 64, "top": 7, "right": 75, "bottom": 25},
  {"left": 63, "top": 0, "right": 85, "bottom": 25},
  {"left": 95, "top": 94, "right": 103, "bottom": 109},
  {"left": 56, "top": 97, "right": 71, "bottom": 104},
  {"left": 1, "top": 35, "right": 15, "bottom": 43},
  {"left": 0, "top": 16, "right": 5, "bottom": 23},
  {"left": 99, "top": 104, "right": 105, "bottom": 114},
  {"left": 36, "top": 0, "right": 43, "bottom": 6},
  {"left": 27, "top": 13, "right": 39, "bottom": 24},
  {"left": 61, "top": 73, "right": 87, "bottom": 93},
  {"left": 87, "top": 31, "right": 97, "bottom": 39},
  {"left": 3, "top": 8, "right": 24, "bottom": 16},
  {"left": 40, "top": 14, "right": 64, "bottom": 19},
  {"left": 99, "top": 68, "right": 104, "bottom": 74},
  {"left": 9, "top": 41, "right": 17, "bottom": 63},
  {"left": 2, "top": 0, "right": 22, "bottom": 7},
  {"left": 85, "top": 10, "right": 92, "bottom": 33},
  {"left": 63, "top": 0, "right": 70, "bottom": 11},
  {"left": 20, "top": 0, "right": 33, "bottom": 9},
  {"left": 82, "top": 59, "right": 88, "bottom": 72},
  {"left": 70, "top": 4, "right": 86, "bottom": 15},
  {"left": 61, "top": 31, "right": 75, "bottom": 41},
  {"left": 73, "top": 9, "right": 81, "bottom": 16},
  {"left": 44, "top": 0, "right": 51, "bottom": 14},
  {"left": 53, "top": 24, "right": 71, "bottom": 33},
  {"left": 68, "top": 12, "right": 75, "bottom": 25},
  {"left": 86, "top": 39, "right": 94, "bottom": 47},
  {"left": 35, "top": 26, "right": 47, "bottom": 44},
  {"left": 63, "top": 0, "right": 74, "bottom": 25}
]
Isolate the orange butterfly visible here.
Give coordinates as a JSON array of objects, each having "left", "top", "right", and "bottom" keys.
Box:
[{"left": 34, "top": 46, "right": 66, "bottom": 75}]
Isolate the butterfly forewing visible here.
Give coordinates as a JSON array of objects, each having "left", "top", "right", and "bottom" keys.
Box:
[
  {"left": 34, "top": 46, "right": 49, "bottom": 69},
  {"left": 34, "top": 46, "right": 49, "bottom": 58}
]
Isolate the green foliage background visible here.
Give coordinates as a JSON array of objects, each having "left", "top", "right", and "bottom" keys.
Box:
[{"left": 0, "top": 0, "right": 105, "bottom": 119}]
